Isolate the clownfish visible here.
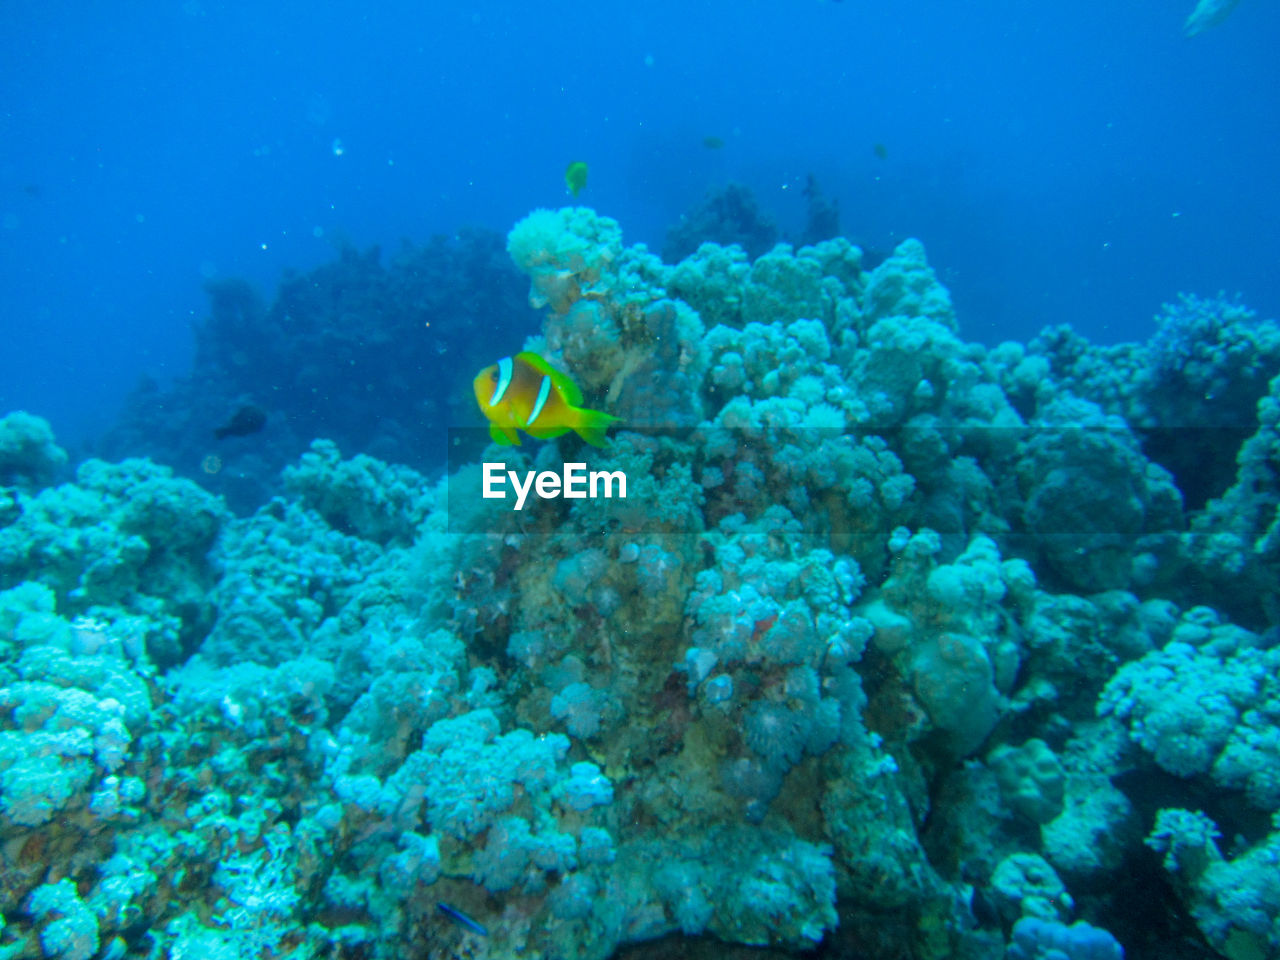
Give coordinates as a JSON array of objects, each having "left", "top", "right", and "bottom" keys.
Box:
[{"left": 473, "top": 351, "right": 619, "bottom": 447}]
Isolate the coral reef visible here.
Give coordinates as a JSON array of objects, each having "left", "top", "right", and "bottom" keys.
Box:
[
  {"left": 662, "top": 183, "right": 779, "bottom": 264},
  {"left": 4, "top": 205, "right": 1280, "bottom": 960},
  {"left": 97, "top": 229, "right": 542, "bottom": 513},
  {"left": 799, "top": 174, "right": 841, "bottom": 249},
  {"left": 0, "top": 413, "right": 67, "bottom": 491}
]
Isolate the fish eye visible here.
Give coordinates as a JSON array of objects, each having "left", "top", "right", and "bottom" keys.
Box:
[{"left": 490, "top": 370, "right": 499, "bottom": 381}]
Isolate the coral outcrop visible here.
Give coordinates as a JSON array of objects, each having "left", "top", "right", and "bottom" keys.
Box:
[{"left": 3, "top": 206, "right": 1279, "bottom": 959}]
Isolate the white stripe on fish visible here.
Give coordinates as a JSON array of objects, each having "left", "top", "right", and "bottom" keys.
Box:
[
  {"left": 490, "top": 356, "right": 513, "bottom": 406},
  {"left": 527, "top": 375, "right": 552, "bottom": 427}
]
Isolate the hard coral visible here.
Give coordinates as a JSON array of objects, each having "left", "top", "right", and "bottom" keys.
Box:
[{"left": 0, "top": 411, "right": 66, "bottom": 491}]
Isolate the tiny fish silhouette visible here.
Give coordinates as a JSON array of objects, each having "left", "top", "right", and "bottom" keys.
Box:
[{"left": 214, "top": 404, "right": 267, "bottom": 440}]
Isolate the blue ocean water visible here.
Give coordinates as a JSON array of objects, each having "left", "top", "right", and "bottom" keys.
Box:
[
  {"left": 3, "top": 3, "right": 1280, "bottom": 960},
  {"left": 2, "top": 0, "right": 1278, "bottom": 444}
]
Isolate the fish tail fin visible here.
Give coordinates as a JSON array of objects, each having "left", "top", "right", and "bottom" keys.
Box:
[{"left": 572, "top": 407, "right": 621, "bottom": 448}]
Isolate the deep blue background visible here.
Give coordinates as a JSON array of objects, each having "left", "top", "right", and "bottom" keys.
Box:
[{"left": 3, "top": 0, "right": 1277, "bottom": 446}]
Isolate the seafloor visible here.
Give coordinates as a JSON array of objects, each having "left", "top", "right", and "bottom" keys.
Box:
[{"left": 1, "top": 206, "right": 1278, "bottom": 960}]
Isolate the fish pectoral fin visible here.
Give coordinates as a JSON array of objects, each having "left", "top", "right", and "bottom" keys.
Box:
[{"left": 489, "top": 424, "right": 520, "bottom": 446}]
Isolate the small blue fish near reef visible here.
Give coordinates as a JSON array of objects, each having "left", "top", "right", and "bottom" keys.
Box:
[
  {"left": 473, "top": 351, "right": 619, "bottom": 447},
  {"left": 438, "top": 901, "right": 487, "bottom": 936}
]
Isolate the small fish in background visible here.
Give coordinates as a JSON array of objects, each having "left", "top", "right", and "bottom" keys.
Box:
[
  {"left": 213, "top": 403, "right": 267, "bottom": 440},
  {"left": 564, "top": 160, "right": 589, "bottom": 197},
  {"left": 702, "top": 134, "right": 725, "bottom": 150},
  {"left": 1183, "top": 0, "right": 1241, "bottom": 35},
  {"left": 473, "top": 351, "right": 619, "bottom": 447},
  {"left": 873, "top": 142, "right": 889, "bottom": 160},
  {"left": 437, "top": 901, "right": 487, "bottom": 936}
]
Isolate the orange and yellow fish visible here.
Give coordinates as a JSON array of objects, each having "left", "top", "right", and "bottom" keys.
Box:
[{"left": 473, "top": 351, "right": 619, "bottom": 447}]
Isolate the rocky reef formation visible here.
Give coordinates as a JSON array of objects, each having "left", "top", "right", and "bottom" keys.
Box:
[{"left": 2, "top": 207, "right": 1278, "bottom": 959}]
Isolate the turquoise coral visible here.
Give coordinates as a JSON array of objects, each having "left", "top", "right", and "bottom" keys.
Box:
[
  {"left": 0, "top": 412, "right": 67, "bottom": 491},
  {"left": 5, "top": 205, "right": 1280, "bottom": 960}
]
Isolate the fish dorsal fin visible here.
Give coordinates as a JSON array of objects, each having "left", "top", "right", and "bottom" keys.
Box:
[{"left": 516, "top": 351, "right": 583, "bottom": 406}]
